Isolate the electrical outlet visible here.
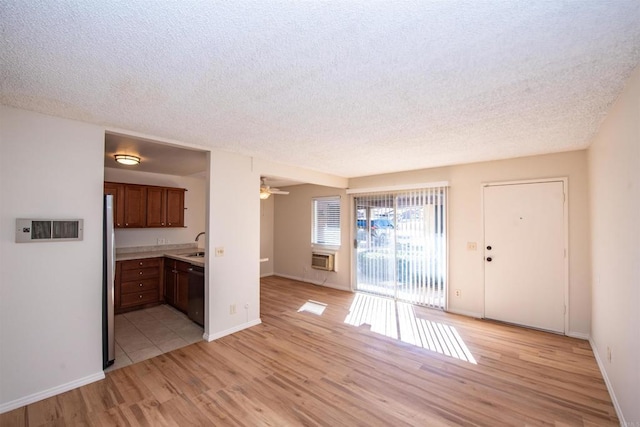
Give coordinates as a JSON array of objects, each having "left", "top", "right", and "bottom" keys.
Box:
[
  {"left": 607, "top": 346, "right": 612, "bottom": 363},
  {"left": 215, "top": 247, "right": 225, "bottom": 257},
  {"left": 455, "top": 289, "right": 462, "bottom": 297},
  {"left": 466, "top": 242, "right": 477, "bottom": 251},
  {"left": 230, "top": 304, "right": 236, "bottom": 315}
]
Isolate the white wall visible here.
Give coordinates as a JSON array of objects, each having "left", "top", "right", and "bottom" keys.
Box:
[
  {"left": 274, "top": 185, "right": 351, "bottom": 290},
  {"left": 0, "top": 106, "right": 105, "bottom": 411},
  {"left": 588, "top": 65, "right": 639, "bottom": 424},
  {"left": 103, "top": 168, "right": 207, "bottom": 248},
  {"left": 0, "top": 106, "right": 265, "bottom": 411},
  {"left": 260, "top": 195, "right": 274, "bottom": 277},
  {"left": 204, "top": 150, "right": 261, "bottom": 340}
]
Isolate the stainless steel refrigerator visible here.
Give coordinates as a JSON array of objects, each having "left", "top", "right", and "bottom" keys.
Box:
[{"left": 103, "top": 195, "right": 115, "bottom": 368}]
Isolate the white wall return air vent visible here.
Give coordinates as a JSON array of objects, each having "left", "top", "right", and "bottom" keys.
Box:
[{"left": 311, "top": 252, "right": 335, "bottom": 271}]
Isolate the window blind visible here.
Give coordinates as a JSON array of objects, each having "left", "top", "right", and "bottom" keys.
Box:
[{"left": 312, "top": 196, "right": 341, "bottom": 246}]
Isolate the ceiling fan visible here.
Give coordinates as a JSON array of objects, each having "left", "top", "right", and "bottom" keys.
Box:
[{"left": 260, "top": 178, "right": 289, "bottom": 199}]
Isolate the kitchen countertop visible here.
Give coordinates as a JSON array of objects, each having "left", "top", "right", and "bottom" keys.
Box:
[{"left": 116, "top": 244, "right": 205, "bottom": 267}]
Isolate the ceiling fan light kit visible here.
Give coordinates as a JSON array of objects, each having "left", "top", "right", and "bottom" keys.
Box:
[{"left": 260, "top": 178, "right": 289, "bottom": 199}]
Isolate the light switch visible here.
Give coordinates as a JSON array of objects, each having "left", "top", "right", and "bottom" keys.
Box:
[{"left": 215, "top": 247, "right": 225, "bottom": 257}]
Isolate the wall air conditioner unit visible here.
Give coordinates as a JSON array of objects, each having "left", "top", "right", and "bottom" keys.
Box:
[{"left": 311, "top": 252, "right": 335, "bottom": 271}]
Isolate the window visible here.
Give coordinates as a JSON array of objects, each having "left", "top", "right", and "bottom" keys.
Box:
[{"left": 312, "top": 196, "right": 341, "bottom": 247}]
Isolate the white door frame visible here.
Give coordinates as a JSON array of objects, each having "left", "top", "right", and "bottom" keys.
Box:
[{"left": 481, "top": 177, "right": 569, "bottom": 334}]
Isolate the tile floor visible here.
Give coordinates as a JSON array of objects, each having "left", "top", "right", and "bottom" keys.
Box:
[{"left": 107, "top": 304, "right": 204, "bottom": 371}]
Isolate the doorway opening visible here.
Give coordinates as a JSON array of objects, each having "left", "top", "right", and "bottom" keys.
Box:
[
  {"left": 353, "top": 185, "right": 448, "bottom": 309},
  {"left": 103, "top": 131, "right": 210, "bottom": 370}
]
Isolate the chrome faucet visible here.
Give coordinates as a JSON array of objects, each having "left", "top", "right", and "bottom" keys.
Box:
[{"left": 195, "top": 232, "right": 205, "bottom": 242}]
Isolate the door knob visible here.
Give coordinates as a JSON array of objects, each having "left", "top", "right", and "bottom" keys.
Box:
[
  {"left": 486, "top": 245, "right": 492, "bottom": 250},
  {"left": 486, "top": 257, "right": 493, "bottom": 262}
]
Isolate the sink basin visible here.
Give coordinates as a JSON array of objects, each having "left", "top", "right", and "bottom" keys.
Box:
[{"left": 184, "top": 252, "right": 205, "bottom": 258}]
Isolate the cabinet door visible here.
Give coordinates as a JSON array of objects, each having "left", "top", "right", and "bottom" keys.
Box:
[
  {"left": 175, "top": 261, "right": 191, "bottom": 313},
  {"left": 164, "top": 262, "right": 176, "bottom": 306},
  {"left": 166, "top": 188, "right": 185, "bottom": 227},
  {"left": 123, "top": 185, "right": 147, "bottom": 228},
  {"left": 146, "top": 187, "right": 166, "bottom": 227},
  {"left": 104, "top": 182, "right": 125, "bottom": 228}
]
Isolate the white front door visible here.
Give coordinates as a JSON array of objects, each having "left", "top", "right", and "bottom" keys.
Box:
[{"left": 483, "top": 181, "right": 566, "bottom": 333}]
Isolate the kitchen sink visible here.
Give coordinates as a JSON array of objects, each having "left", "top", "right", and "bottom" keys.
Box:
[{"left": 185, "top": 251, "right": 205, "bottom": 258}]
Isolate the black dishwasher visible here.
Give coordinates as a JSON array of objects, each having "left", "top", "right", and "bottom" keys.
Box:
[{"left": 188, "top": 265, "right": 204, "bottom": 327}]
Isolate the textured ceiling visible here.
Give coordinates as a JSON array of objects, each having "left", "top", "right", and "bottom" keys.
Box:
[{"left": 2, "top": 1, "right": 640, "bottom": 178}]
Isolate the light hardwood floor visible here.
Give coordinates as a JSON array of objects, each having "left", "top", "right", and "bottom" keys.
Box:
[{"left": 2, "top": 276, "right": 618, "bottom": 426}]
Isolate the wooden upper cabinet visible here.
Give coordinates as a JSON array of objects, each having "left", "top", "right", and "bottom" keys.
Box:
[
  {"left": 166, "top": 188, "right": 185, "bottom": 227},
  {"left": 104, "top": 182, "right": 185, "bottom": 228},
  {"left": 146, "top": 187, "right": 185, "bottom": 228},
  {"left": 146, "top": 187, "right": 167, "bottom": 227},
  {"left": 104, "top": 182, "right": 125, "bottom": 227},
  {"left": 123, "top": 185, "right": 147, "bottom": 228}
]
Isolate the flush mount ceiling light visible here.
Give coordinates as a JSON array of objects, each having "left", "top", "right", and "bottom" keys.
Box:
[{"left": 114, "top": 154, "right": 140, "bottom": 165}]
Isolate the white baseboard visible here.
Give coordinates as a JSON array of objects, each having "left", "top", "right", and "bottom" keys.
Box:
[
  {"left": 566, "top": 331, "right": 590, "bottom": 340},
  {"left": 446, "top": 308, "right": 483, "bottom": 318},
  {"left": 260, "top": 271, "right": 274, "bottom": 278},
  {"left": 203, "top": 318, "right": 262, "bottom": 342},
  {"left": 0, "top": 371, "right": 105, "bottom": 414},
  {"left": 589, "top": 338, "right": 625, "bottom": 425},
  {"left": 273, "top": 273, "right": 351, "bottom": 292}
]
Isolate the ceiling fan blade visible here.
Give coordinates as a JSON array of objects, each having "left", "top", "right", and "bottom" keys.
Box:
[{"left": 270, "top": 190, "right": 289, "bottom": 195}]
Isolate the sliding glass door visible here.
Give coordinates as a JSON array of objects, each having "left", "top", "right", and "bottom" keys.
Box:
[{"left": 354, "top": 186, "right": 447, "bottom": 309}]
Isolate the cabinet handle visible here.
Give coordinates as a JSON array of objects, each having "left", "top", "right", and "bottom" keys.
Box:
[
  {"left": 139, "top": 295, "right": 143, "bottom": 299},
  {"left": 125, "top": 223, "right": 129, "bottom": 226},
  {"left": 168, "top": 223, "right": 172, "bottom": 226},
  {"left": 139, "top": 283, "right": 143, "bottom": 287},
  {"left": 161, "top": 222, "right": 165, "bottom": 226},
  {"left": 139, "top": 271, "right": 143, "bottom": 275},
  {"left": 139, "top": 262, "right": 143, "bottom": 266}
]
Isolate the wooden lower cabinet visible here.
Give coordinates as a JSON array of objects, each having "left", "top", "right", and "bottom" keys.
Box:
[
  {"left": 164, "top": 258, "right": 190, "bottom": 313},
  {"left": 115, "top": 257, "right": 162, "bottom": 313}
]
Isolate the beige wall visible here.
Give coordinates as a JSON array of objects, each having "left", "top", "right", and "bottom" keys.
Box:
[
  {"left": 350, "top": 151, "right": 591, "bottom": 334},
  {"left": 588, "top": 65, "right": 639, "bottom": 424},
  {"left": 274, "top": 185, "right": 351, "bottom": 290},
  {"left": 274, "top": 151, "right": 591, "bottom": 335},
  {"left": 260, "top": 195, "right": 274, "bottom": 277}
]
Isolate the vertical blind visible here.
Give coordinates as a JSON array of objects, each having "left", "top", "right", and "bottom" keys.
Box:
[
  {"left": 354, "top": 185, "right": 448, "bottom": 309},
  {"left": 312, "top": 196, "right": 341, "bottom": 246}
]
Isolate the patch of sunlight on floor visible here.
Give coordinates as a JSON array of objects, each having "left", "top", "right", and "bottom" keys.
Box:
[
  {"left": 298, "top": 300, "right": 327, "bottom": 315},
  {"left": 344, "top": 292, "right": 477, "bottom": 364}
]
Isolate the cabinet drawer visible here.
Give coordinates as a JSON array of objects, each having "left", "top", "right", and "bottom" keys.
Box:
[
  {"left": 121, "top": 278, "right": 159, "bottom": 295},
  {"left": 120, "top": 258, "right": 161, "bottom": 270},
  {"left": 120, "top": 267, "right": 160, "bottom": 282},
  {"left": 120, "top": 289, "right": 159, "bottom": 308}
]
